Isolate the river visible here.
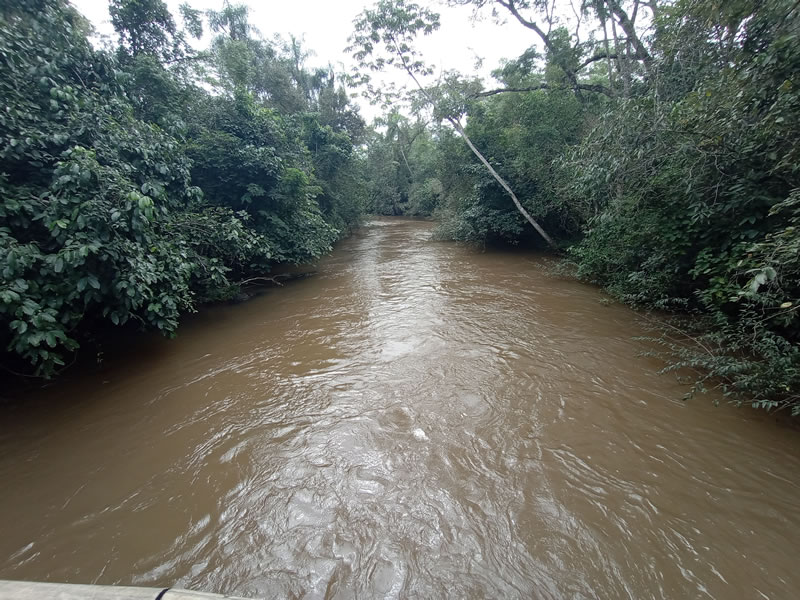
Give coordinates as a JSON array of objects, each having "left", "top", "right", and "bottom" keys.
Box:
[{"left": 1, "top": 218, "right": 798, "bottom": 599}]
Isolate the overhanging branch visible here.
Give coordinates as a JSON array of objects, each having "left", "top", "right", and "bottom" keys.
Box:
[
  {"left": 473, "top": 82, "right": 612, "bottom": 98},
  {"left": 578, "top": 52, "right": 619, "bottom": 71}
]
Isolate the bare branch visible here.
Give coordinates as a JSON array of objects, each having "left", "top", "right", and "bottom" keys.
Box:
[
  {"left": 496, "top": 0, "right": 585, "bottom": 100},
  {"left": 473, "top": 82, "right": 612, "bottom": 98},
  {"left": 577, "top": 51, "right": 619, "bottom": 70}
]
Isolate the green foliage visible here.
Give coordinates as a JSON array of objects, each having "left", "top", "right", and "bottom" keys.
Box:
[
  {"left": 184, "top": 93, "right": 340, "bottom": 263},
  {"left": 347, "top": 0, "right": 440, "bottom": 108},
  {"left": 1, "top": 0, "right": 189, "bottom": 374},
  {"left": 558, "top": 0, "right": 800, "bottom": 412},
  {"left": 1, "top": 0, "right": 367, "bottom": 377},
  {"left": 363, "top": 112, "right": 439, "bottom": 216},
  {"left": 648, "top": 307, "right": 800, "bottom": 415},
  {"left": 435, "top": 89, "right": 585, "bottom": 245},
  {"left": 407, "top": 177, "right": 443, "bottom": 216},
  {"left": 303, "top": 114, "right": 368, "bottom": 233},
  {"left": 110, "top": 0, "right": 175, "bottom": 60}
]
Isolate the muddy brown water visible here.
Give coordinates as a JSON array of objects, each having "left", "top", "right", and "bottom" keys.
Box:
[{"left": 1, "top": 218, "right": 798, "bottom": 600}]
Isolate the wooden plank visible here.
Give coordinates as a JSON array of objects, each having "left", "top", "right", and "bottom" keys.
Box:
[
  {"left": 163, "top": 591, "right": 249, "bottom": 599},
  {"left": 0, "top": 581, "right": 251, "bottom": 600},
  {"left": 0, "top": 580, "right": 162, "bottom": 599}
]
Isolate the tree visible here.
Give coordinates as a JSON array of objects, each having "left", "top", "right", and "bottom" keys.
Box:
[
  {"left": 557, "top": 0, "right": 800, "bottom": 412},
  {"left": 206, "top": 0, "right": 253, "bottom": 41},
  {"left": 0, "top": 0, "right": 368, "bottom": 377},
  {"left": 0, "top": 0, "right": 270, "bottom": 375},
  {"left": 109, "top": 0, "right": 176, "bottom": 60},
  {"left": 362, "top": 111, "right": 437, "bottom": 216},
  {"left": 453, "top": 0, "right": 657, "bottom": 99}
]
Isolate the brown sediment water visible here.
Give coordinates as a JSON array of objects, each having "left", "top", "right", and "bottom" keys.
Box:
[{"left": 1, "top": 218, "right": 798, "bottom": 599}]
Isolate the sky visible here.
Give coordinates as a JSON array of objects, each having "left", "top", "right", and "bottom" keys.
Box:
[{"left": 70, "top": 0, "right": 539, "bottom": 122}]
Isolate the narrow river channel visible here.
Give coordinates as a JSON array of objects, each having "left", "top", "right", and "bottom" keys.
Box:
[{"left": 1, "top": 218, "right": 798, "bottom": 599}]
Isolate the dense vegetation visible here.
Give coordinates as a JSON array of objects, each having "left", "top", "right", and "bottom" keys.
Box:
[
  {"left": 353, "top": 0, "right": 800, "bottom": 414},
  {"left": 0, "top": 0, "right": 368, "bottom": 376},
  {"left": 2, "top": 0, "right": 798, "bottom": 415}
]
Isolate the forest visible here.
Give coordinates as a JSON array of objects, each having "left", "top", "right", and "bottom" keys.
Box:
[{"left": 1, "top": 0, "right": 799, "bottom": 415}]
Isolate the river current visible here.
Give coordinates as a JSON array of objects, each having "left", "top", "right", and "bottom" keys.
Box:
[{"left": 1, "top": 218, "right": 798, "bottom": 599}]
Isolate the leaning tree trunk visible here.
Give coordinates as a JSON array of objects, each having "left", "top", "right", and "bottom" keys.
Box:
[
  {"left": 448, "top": 118, "right": 557, "bottom": 250},
  {"left": 389, "top": 33, "right": 558, "bottom": 250}
]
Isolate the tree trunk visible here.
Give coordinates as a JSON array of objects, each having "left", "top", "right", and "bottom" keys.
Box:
[
  {"left": 606, "top": 0, "right": 653, "bottom": 76},
  {"left": 600, "top": 10, "right": 617, "bottom": 92},
  {"left": 610, "top": 16, "right": 631, "bottom": 97},
  {"left": 448, "top": 118, "right": 558, "bottom": 250},
  {"left": 388, "top": 30, "right": 558, "bottom": 250},
  {"left": 397, "top": 143, "right": 413, "bottom": 178}
]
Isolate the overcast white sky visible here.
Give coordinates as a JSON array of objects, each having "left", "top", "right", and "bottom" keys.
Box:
[{"left": 70, "top": 0, "right": 538, "bottom": 122}]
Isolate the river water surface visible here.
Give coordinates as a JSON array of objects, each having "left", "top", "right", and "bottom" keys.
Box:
[{"left": 1, "top": 219, "right": 799, "bottom": 599}]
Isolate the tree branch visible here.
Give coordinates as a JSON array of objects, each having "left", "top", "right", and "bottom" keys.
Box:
[
  {"left": 473, "top": 84, "right": 550, "bottom": 97},
  {"left": 496, "top": 0, "right": 555, "bottom": 53},
  {"left": 578, "top": 51, "right": 619, "bottom": 71},
  {"left": 473, "top": 82, "right": 612, "bottom": 98},
  {"left": 606, "top": 0, "right": 653, "bottom": 73},
  {"left": 496, "top": 0, "right": 585, "bottom": 100}
]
